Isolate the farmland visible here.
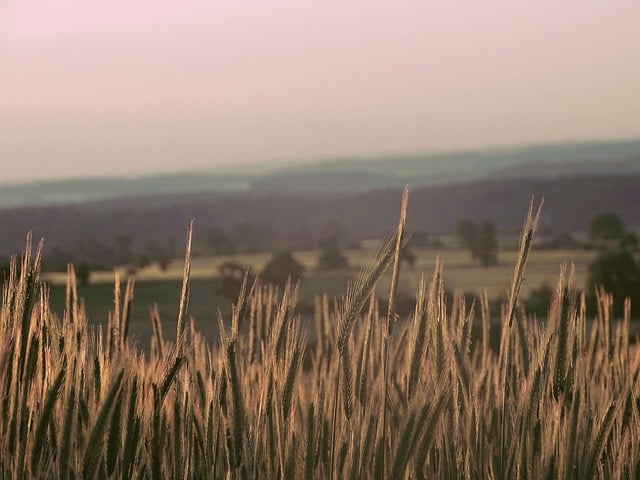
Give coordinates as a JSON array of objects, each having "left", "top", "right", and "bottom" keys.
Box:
[
  {"left": 40, "top": 246, "right": 598, "bottom": 348},
  {"left": 2, "top": 199, "right": 640, "bottom": 478}
]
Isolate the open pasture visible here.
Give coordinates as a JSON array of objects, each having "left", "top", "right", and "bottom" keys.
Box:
[{"left": 42, "top": 247, "right": 598, "bottom": 348}]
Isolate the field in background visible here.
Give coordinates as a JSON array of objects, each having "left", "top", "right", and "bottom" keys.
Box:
[{"left": 43, "top": 246, "right": 597, "bottom": 350}]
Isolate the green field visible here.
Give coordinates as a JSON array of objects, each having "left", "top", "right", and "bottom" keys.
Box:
[{"left": 43, "top": 246, "right": 597, "bottom": 350}]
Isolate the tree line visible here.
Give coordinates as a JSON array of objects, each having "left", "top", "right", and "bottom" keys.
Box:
[{"left": 1, "top": 210, "right": 637, "bottom": 317}]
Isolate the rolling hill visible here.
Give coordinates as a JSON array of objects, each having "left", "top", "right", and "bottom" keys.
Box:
[
  {"left": 0, "top": 174, "right": 638, "bottom": 259},
  {"left": 1, "top": 138, "right": 639, "bottom": 207}
]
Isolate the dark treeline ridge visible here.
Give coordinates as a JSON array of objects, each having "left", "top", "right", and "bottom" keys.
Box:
[{"left": 0, "top": 174, "right": 639, "bottom": 261}]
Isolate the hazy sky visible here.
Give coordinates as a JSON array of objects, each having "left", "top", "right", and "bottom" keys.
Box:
[{"left": 1, "top": 1, "right": 639, "bottom": 183}]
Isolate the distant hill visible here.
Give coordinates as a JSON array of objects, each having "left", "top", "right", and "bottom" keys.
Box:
[
  {"left": 247, "top": 170, "right": 394, "bottom": 193},
  {"left": 1, "top": 138, "right": 639, "bottom": 208},
  {"left": 0, "top": 174, "right": 251, "bottom": 208},
  {"left": 251, "top": 139, "right": 640, "bottom": 191},
  {"left": 0, "top": 174, "right": 639, "bottom": 258}
]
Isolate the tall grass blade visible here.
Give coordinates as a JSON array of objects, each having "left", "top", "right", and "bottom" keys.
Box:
[
  {"left": 31, "top": 361, "right": 66, "bottom": 475},
  {"left": 82, "top": 369, "right": 125, "bottom": 480}
]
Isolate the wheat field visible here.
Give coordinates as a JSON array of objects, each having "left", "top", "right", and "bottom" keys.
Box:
[{"left": 1, "top": 192, "right": 639, "bottom": 479}]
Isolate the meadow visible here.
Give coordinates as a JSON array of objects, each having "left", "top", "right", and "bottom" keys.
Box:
[
  {"left": 1, "top": 193, "right": 639, "bottom": 478},
  {"left": 41, "top": 245, "right": 597, "bottom": 350}
]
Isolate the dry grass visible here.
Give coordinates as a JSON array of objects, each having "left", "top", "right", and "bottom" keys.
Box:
[{"left": 1, "top": 196, "right": 639, "bottom": 479}]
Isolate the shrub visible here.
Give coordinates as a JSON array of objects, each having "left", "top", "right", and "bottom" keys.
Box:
[
  {"left": 316, "top": 239, "right": 349, "bottom": 271},
  {"left": 75, "top": 261, "right": 92, "bottom": 286},
  {"left": 588, "top": 249, "right": 640, "bottom": 317},
  {"left": 261, "top": 249, "right": 304, "bottom": 285},
  {"left": 455, "top": 218, "right": 499, "bottom": 266},
  {"left": 589, "top": 212, "right": 625, "bottom": 243}
]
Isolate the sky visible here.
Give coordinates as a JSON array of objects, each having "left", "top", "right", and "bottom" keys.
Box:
[{"left": 1, "top": 1, "right": 640, "bottom": 183}]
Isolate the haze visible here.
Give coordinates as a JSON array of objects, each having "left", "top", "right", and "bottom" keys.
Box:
[{"left": 1, "top": 1, "right": 640, "bottom": 184}]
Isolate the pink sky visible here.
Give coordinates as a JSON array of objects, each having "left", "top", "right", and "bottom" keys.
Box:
[{"left": 1, "top": 1, "right": 640, "bottom": 182}]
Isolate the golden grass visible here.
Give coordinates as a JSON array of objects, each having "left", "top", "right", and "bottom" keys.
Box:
[{"left": 0, "top": 196, "right": 639, "bottom": 479}]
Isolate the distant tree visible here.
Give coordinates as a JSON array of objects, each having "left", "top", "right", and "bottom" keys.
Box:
[
  {"left": 261, "top": 250, "right": 304, "bottom": 285},
  {"left": 455, "top": 219, "right": 498, "bottom": 266},
  {"left": 157, "top": 257, "right": 170, "bottom": 272},
  {"left": 589, "top": 213, "right": 624, "bottom": 244},
  {"left": 477, "top": 221, "right": 498, "bottom": 267},
  {"left": 133, "top": 253, "right": 151, "bottom": 269},
  {"left": 455, "top": 219, "right": 478, "bottom": 255},
  {"left": 143, "top": 240, "right": 171, "bottom": 271},
  {"left": 588, "top": 250, "right": 640, "bottom": 317},
  {"left": 75, "top": 262, "right": 92, "bottom": 287},
  {"left": 316, "top": 238, "right": 349, "bottom": 271},
  {"left": 620, "top": 232, "right": 638, "bottom": 251}
]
